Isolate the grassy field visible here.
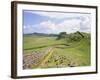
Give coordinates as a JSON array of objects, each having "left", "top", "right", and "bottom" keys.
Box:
[{"left": 23, "top": 33, "right": 91, "bottom": 69}]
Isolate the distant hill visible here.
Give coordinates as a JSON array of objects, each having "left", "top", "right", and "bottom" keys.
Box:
[
  {"left": 56, "top": 31, "right": 90, "bottom": 42},
  {"left": 24, "top": 32, "right": 58, "bottom": 37}
]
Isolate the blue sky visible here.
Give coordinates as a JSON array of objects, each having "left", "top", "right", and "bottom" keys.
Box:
[{"left": 23, "top": 10, "right": 91, "bottom": 34}]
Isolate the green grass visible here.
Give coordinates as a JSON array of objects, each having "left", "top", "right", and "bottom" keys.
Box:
[
  {"left": 23, "top": 34, "right": 91, "bottom": 68},
  {"left": 39, "top": 38, "right": 90, "bottom": 68},
  {"left": 23, "top": 35, "right": 66, "bottom": 52},
  {"left": 55, "top": 38, "right": 90, "bottom": 66}
]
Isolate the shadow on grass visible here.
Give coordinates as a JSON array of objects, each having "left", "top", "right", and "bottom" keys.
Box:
[{"left": 24, "top": 44, "right": 70, "bottom": 50}]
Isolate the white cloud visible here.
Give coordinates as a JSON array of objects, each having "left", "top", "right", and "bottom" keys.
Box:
[
  {"left": 24, "top": 26, "right": 27, "bottom": 29},
  {"left": 24, "top": 19, "right": 83, "bottom": 34},
  {"left": 39, "top": 21, "right": 56, "bottom": 31},
  {"left": 57, "top": 19, "right": 81, "bottom": 33},
  {"left": 25, "top": 11, "right": 90, "bottom": 19},
  {"left": 24, "top": 11, "right": 91, "bottom": 34}
]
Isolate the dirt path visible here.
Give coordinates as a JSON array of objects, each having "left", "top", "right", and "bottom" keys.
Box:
[{"left": 37, "top": 48, "right": 54, "bottom": 68}]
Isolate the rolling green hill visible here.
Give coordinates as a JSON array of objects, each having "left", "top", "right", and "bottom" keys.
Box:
[{"left": 23, "top": 32, "right": 91, "bottom": 69}]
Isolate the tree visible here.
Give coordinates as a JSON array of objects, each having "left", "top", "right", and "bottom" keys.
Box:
[
  {"left": 56, "top": 32, "right": 67, "bottom": 40},
  {"left": 68, "top": 31, "right": 84, "bottom": 42}
]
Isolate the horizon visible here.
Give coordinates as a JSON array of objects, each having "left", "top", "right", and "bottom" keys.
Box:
[{"left": 23, "top": 31, "right": 90, "bottom": 35}]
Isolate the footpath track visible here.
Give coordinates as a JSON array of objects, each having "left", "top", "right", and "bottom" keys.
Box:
[{"left": 37, "top": 47, "right": 54, "bottom": 68}]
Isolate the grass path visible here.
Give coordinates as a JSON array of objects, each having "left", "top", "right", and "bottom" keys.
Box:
[{"left": 37, "top": 48, "right": 54, "bottom": 68}]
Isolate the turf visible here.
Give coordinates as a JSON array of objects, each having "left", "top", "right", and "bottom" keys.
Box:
[{"left": 23, "top": 34, "right": 91, "bottom": 69}]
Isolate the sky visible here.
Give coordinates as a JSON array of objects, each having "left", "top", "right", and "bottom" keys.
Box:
[{"left": 23, "top": 10, "right": 91, "bottom": 34}]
